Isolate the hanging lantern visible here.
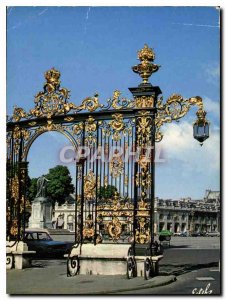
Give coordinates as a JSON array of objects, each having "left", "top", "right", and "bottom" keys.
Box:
[{"left": 193, "top": 109, "right": 209, "bottom": 146}]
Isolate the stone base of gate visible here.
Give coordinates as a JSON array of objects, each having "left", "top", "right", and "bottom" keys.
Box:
[
  {"left": 67, "top": 244, "right": 163, "bottom": 277},
  {"left": 6, "top": 241, "right": 36, "bottom": 270},
  {"left": 135, "top": 255, "right": 164, "bottom": 277},
  {"left": 67, "top": 244, "right": 131, "bottom": 276},
  {"left": 79, "top": 257, "right": 128, "bottom": 275}
]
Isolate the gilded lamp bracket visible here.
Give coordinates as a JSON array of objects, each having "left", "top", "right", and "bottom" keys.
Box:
[{"left": 155, "top": 93, "right": 209, "bottom": 142}]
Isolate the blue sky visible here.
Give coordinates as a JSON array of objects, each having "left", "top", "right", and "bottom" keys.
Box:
[{"left": 7, "top": 6, "right": 220, "bottom": 199}]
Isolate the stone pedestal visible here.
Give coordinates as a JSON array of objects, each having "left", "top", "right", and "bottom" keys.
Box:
[
  {"left": 66, "top": 244, "right": 164, "bottom": 277},
  {"left": 6, "top": 241, "right": 35, "bottom": 269},
  {"left": 29, "top": 197, "right": 52, "bottom": 229},
  {"left": 68, "top": 244, "right": 131, "bottom": 276}
]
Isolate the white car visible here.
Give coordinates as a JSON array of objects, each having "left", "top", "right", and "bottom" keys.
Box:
[{"left": 173, "top": 232, "right": 182, "bottom": 236}]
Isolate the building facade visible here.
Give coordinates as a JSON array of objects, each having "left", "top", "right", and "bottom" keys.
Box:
[
  {"left": 53, "top": 190, "right": 220, "bottom": 234},
  {"left": 154, "top": 190, "right": 220, "bottom": 234}
]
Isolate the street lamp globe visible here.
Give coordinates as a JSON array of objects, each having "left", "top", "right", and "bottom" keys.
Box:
[{"left": 193, "top": 109, "right": 210, "bottom": 146}]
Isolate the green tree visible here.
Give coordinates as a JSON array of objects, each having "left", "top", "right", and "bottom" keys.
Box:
[
  {"left": 98, "top": 185, "right": 117, "bottom": 201},
  {"left": 46, "top": 165, "right": 74, "bottom": 205}
]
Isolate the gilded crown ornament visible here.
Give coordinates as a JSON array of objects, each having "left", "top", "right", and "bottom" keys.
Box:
[
  {"left": 44, "top": 67, "right": 61, "bottom": 91},
  {"left": 132, "top": 44, "right": 160, "bottom": 84},
  {"left": 45, "top": 68, "right": 61, "bottom": 82},
  {"left": 195, "top": 108, "right": 207, "bottom": 125}
]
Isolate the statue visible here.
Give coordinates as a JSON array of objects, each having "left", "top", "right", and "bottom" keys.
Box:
[
  {"left": 36, "top": 175, "right": 50, "bottom": 198},
  {"left": 29, "top": 175, "right": 52, "bottom": 228}
]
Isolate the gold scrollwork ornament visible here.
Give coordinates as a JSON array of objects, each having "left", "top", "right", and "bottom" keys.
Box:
[
  {"left": 110, "top": 150, "right": 124, "bottom": 178},
  {"left": 83, "top": 216, "right": 95, "bottom": 239},
  {"left": 85, "top": 116, "right": 97, "bottom": 145},
  {"left": 84, "top": 170, "right": 96, "bottom": 200},
  {"left": 135, "top": 96, "right": 154, "bottom": 108},
  {"left": 110, "top": 113, "right": 125, "bottom": 141},
  {"left": 135, "top": 217, "right": 150, "bottom": 244},
  {"left": 107, "top": 217, "right": 122, "bottom": 241},
  {"left": 110, "top": 90, "right": 134, "bottom": 110},
  {"left": 73, "top": 93, "right": 103, "bottom": 112},
  {"left": 11, "top": 176, "right": 19, "bottom": 201},
  {"left": 85, "top": 116, "right": 97, "bottom": 132},
  {"left": 73, "top": 122, "right": 83, "bottom": 135},
  {"left": 10, "top": 220, "right": 18, "bottom": 237},
  {"left": 137, "top": 111, "right": 152, "bottom": 142}
]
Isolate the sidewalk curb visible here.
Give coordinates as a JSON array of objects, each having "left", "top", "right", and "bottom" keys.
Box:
[{"left": 92, "top": 275, "right": 177, "bottom": 294}]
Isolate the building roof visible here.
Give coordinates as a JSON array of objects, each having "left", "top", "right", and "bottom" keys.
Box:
[{"left": 205, "top": 190, "right": 220, "bottom": 200}]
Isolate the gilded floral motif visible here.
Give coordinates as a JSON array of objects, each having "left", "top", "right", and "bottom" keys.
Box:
[{"left": 84, "top": 170, "right": 96, "bottom": 200}]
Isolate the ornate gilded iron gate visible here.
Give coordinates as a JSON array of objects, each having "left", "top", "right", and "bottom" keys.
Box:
[
  {"left": 76, "top": 109, "right": 158, "bottom": 245},
  {"left": 6, "top": 44, "right": 209, "bottom": 247}
]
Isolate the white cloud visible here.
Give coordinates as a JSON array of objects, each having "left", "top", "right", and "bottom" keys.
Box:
[
  {"left": 203, "top": 97, "right": 220, "bottom": 117},
  {"left": 172, "top": 22, "right": 219, "bottom": 28},
  {"left": 204, "top": 63, "right": 220, "bottom": 85},
  {"left": 160, "top": 121, "right": 220, "bottom": 173}
]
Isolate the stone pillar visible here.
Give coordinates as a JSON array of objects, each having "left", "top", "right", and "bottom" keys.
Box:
[
  {"left": 29, "top": 197, "right": 52, "bottom": 229},
  {"left": 64, "top": 212, "right": 67, "bottom": 230},
  {"left": 154, "top": 209, "right": 159, "bottom": 234},
  {"left": 217, "top": 212, "right": 220, "bottom": 232},
  {"left": 164, "top": 220, "right": 167, "bottom": 231}
]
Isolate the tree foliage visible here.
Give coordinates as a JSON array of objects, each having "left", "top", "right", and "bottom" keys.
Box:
[
  {"left": 45, "top": 165, "right": 74, "bottom": 205},
  {"left": 28, "top": 165, "right": 74, "bottom": 205},
  {"left": 98, "top": 185, "right": 117, "bottom": 201},
  {"left": 28, "top": 177, "right": 38, "bottom": 201}
]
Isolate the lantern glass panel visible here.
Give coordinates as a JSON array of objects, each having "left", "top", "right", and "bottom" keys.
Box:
[{"left": 193, "top": 122, "right": 209, "bottom": 143}]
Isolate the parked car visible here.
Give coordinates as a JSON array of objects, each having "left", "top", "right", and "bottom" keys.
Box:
[
  {"left": 24, "top": 229, "right": 74, "bottom": 258},
  {"left": 180, "top": 232, "right": 189, "bottom": 237},
  {"left": 206, "top": 231, "right": 220, "bottom": 237},
  {"left": 173, "top": 232, "right": 189, "bottom": 237},
  {"left": 173, "top": 232, "right": 182, "bottom": 236},
  {"left": 199, "top": 231, "right": 207, "bottom": 237},
  {"left": 191, "top": 232, "right": 201, "bottom": 237}
]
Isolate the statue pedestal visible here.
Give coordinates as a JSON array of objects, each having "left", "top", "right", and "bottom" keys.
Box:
[{"left": 29, "top": 197, "right": 52, "bottom": 229}]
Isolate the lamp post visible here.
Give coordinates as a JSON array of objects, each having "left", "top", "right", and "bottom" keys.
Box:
[{"left": 129, "top": 44, "right": 209, "bottom": 247}]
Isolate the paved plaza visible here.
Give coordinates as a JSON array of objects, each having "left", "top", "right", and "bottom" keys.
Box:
[{"left": 6, "top": 237, "right": 220, "bottom": 295}]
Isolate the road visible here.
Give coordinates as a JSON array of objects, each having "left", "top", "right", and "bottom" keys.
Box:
[
  {"left": 143, "top": 236, "right": 220, "bottom": 294},
  {"left": 159, "top": 236, "right": 220, "bottom": 269},
  {"left": 6, "top": 237, "right": 221, "bottom": 295},
  {"left": 113, "top": 266, "right": 220, "bottom": 295}
]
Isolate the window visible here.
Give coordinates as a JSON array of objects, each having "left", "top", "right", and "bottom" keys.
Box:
[
  {"left": 67, "top": 215, "right": 74, "bottom": 223},
  {"left": 159, "top": 214, "right": 164, "bottom": 220},
  {"left": 25, "top": 232, "right": 51, "bottom": 240},
  {"left": 67, "top": 224, "right": 74, "bottom": 231},
  {"left": 37, "top": 232, "right": 51, "bottom": 240},
  {"left": 182, "top": 214, "right": 186, "bottom": 221},
  {"left": 25, "top": 233, "right": 34, "bottom": 240}
]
